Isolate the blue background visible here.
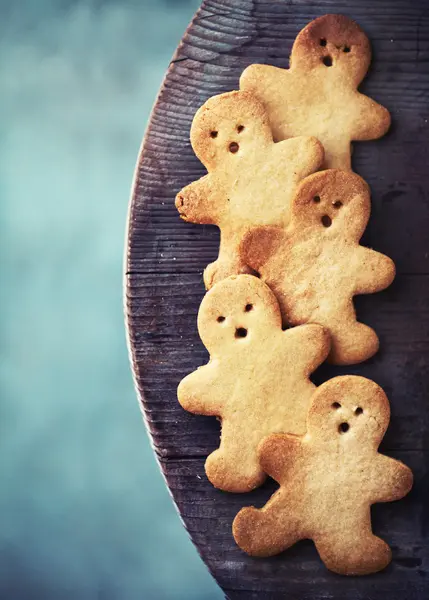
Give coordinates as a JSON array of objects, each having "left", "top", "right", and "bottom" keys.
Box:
[{"left": 0, "top": 0, "right": 223, "bottom": 598}]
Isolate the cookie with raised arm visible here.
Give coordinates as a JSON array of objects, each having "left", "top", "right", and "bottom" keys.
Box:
[
  {"left": 233, "top": 376, "right": 413, "bottom": 575},
  {"left": 241, "top": 170, "right": 395, "bottom": 365},
  {"left": 240, "top": 14, "right": 391, "bottom": 170},
  {"left": 175, "top": 90, "right": 324, "bottom": 289},
  {"left": 178, "top": 274, "right": 330, "bottom": 493}
]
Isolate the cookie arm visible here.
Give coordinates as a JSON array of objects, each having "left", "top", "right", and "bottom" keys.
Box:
[
  {"left": 351, "top": 94, "right": 391, "bottom": 141},
  {"left": 352, "top": 247, "right": 395, "bottom": 295},
  {"left": 239, "top": 226, "right": 284, "bottom": 274},
  {"left": 258, "top": 433, "right": 301, "bottom": 482},
  {"left": 175, "top": 174, "right": 220, "bottom": 225},
  {"left": 278, "top": 136, "right": 325, "bottom": 179},
  {"left": 283, "top": 323, "right": 330, "bottom": 373},
  {"left": 177, "top": 362, "right": 225, "bottom": 416},
  {"left": 240, "top": 63, "right": 284, "bottom": 93},
  {"left": 370, "top": 454, "right": 413, "bottom": 503}
]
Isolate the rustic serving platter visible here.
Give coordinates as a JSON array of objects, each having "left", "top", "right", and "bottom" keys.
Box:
[{"left": 125, "top": 1, "right": 429, "bottom": 597}]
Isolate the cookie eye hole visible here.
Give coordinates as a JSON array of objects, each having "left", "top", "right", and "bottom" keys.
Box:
[
  {"left": 235, "top": 327, "right": 248, "bottom": 339},
  {"left": 343, "top": 46, "right": 351, "bottom": 53},
  {"left": 210, "top": 131, "right": 218, "bottom": 139},
  {"left": 355, "top": 407, "right": 363, "bottom": 416},
  {"left": 229, "top": 142, "right": 239, "bottom": 153},
  {"left": 322, "top": 56, "right": 333, "bottom": 67},
  {"left": 339, "top": 422, "right": 350, "bottom": 434},
  {"left": 321, "top": 215, "right": 332, "bottom": 228},
  {"left": 217, "top": 316, "right": 225, "bottom": 323},
  {"left": 237, "top": 125, "right": 245, "bottom": 133},
  {"left": 332, "top": 402, "right": 341, "bottom": 409},
  {"left": 320, "top": 38, "right": 327, "bottom": 47},
  {"left": 313, "top": 195, "right": 321, "bottom": 204},
  {"left": 244, "top": 304, "right": 253, "bottom": 312},
  {"left": 332, "top": 200, "right": 343, "bottom": 209}
]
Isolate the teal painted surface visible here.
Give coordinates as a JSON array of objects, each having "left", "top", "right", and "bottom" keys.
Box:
[{"left": 0, "top": 1, "right": 223, "bottom": 598}]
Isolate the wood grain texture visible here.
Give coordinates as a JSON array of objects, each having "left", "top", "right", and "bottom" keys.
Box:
[{"left": 125, "top": 1, "right": 429, "bottom": 597}]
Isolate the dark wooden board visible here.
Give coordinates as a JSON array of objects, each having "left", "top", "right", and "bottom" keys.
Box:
[{"left": 125, "top": 1, "right": 429, "bottom": 597}]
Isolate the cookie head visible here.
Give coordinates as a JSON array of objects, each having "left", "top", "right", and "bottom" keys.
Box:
[
  {"left": 190, "top": 91, "right": 271, "bottom": 170},
  {"left": 197, "top": 275, "right": 281, "bottom": 354},
  {"left": 291, "top": 14, "right": 371, "bottom": 85},
  {"left": 291, "top": 169, "right": 370, "bottom": 239},
  {"left": 307, "top": 376, "right": 390, "bottom": 448}
]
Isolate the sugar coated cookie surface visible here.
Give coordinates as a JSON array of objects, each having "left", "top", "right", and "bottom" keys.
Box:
[
  {"left": 241, "top": 169, "right": 395, "bottom": 365},
  {"left": 240, "top": 14, "right": 391, "bottom": 171},
  {"left": 177, "top": 274, "right": 330, "bottom": 493},
  {"left": 175, "top": 90, "right": 324, "bottom": 289},
  {"left": 233, "top": 375, "right": 413, "bottom": 575}
]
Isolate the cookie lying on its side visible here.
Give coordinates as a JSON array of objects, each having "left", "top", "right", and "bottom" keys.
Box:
[
  {"left": 177, "top": 274, "right": 330, "bottom": 493},
  {"left": 240, "top": 14, "right": 391, "bottom": 171},
  {"left": 175, "top": 90, "right": 324, "bottom": 289},
  {"left": 233, "top": 376, "right": 413, "bottom": 575},
  {"left": 240, "top": 169, "right": 395, "bottom": 365}
]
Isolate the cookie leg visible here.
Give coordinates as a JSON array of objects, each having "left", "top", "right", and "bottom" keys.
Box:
[
  {"left": 328, "top": 320, "right": 379, "bottom": 365},
  {"left": 203, "top": 232, "right": 255, "bottom": 289},
  {"left": 205, "top": 445, "right": 265, "bottom": 493},
  {"left": 322, "top": 138, "right": 352, "bottom": 171},
  {"left": 315, "top": 531, "right": 391, "bottom": 575},
  {"left": 233, "top": 499, "right": 300, "bottom": 557},
  {"left": 205, "top": 421, "right": 265, "bottom": 492},
  {"left": 203, "top": 256, "right": 254, "bottom": 290}
]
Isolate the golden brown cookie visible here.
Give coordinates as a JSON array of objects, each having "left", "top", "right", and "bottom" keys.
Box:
[
  {"left": 240, "top": 169, "right": 395, "bottom": 365},
  {"left": 175, "top": 90, "right": 324, "bottom": 289},
  {"left": 177, "top": 274, "right": 330, "bottom": 493},
  {"left": 240, "top": 14, "right": 391, "bottom": 171},
  {"left": 233, "top": 375, "right": 413, "bottom": 575}
]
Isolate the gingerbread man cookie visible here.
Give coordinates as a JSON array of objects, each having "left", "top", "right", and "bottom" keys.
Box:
[
  {"left": 175, "top": 90, "right": 324, "bottom": 289},
  {"left": 241, "top": 170, "right": 395, "bottom": 365},
  {"left": 240, "top": 14, "right": 391, "bottom": 171},
  {"left": 233, "top": 376, "right": 413, "bottom": 575},
  {"left": 177, "top": 274, "right": 330, "bottom": 493}
]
